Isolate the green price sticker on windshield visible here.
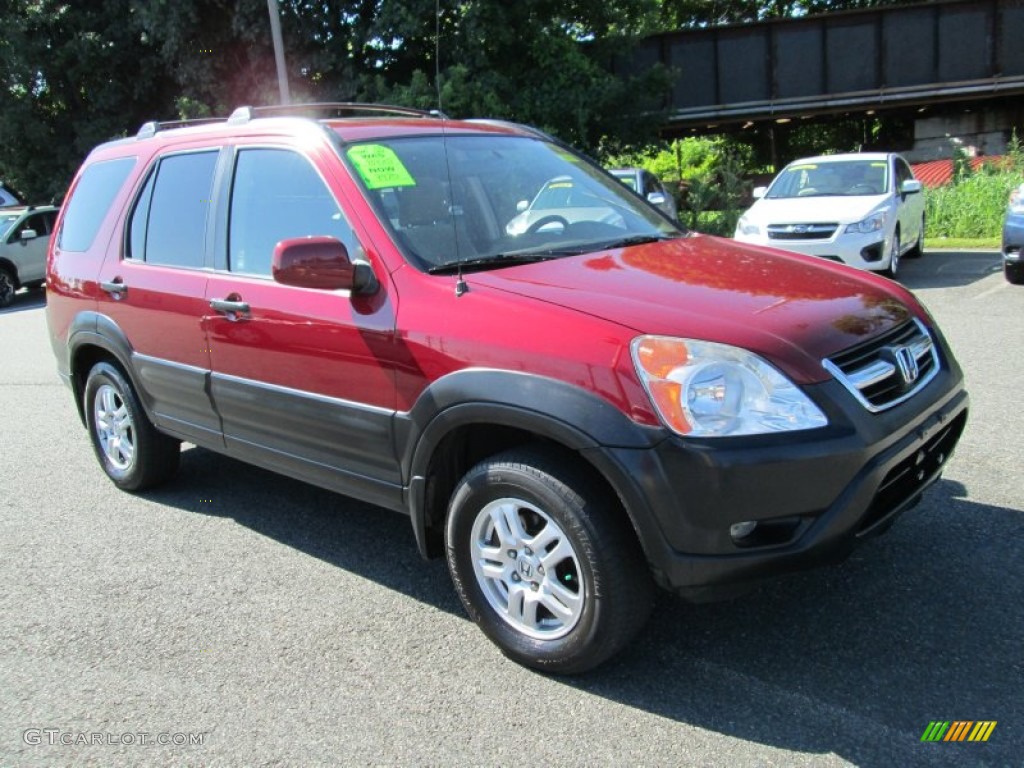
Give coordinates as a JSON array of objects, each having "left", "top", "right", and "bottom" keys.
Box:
[{"left": 347, "top": 144, "right": 417, "bottom": 189}]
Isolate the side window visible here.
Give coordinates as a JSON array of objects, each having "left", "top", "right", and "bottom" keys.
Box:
[
  {"left": 20, "top": 214, "right": 45, "bottom": 238},
  {"left": 58, "top": 157, "right": 136, "bottom": 252},
  {"left": 228, "top": 148, "right": 358, "bottom": 276},
  {"left": 894, "top": 158, "right": 913, "bottom": 192},
  {"left": 9, "top": 214, "right": 45, "bottom": 243},
  {"left": 128, "top": 151, "right": 218, "bottom": 268},
  {"left": 642, "top": 172, "right": 654, "bottom": 196}
]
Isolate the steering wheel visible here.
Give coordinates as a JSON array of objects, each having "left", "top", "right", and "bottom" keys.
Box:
[{"left": 526, "top": 215, "right": 570, "bottom": 234}]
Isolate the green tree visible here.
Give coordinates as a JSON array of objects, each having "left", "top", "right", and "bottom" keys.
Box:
[{"left": 0, "top": 1, "right": 170, "bottom": 201}]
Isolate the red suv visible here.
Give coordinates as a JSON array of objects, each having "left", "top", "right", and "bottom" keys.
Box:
[{"left": 47, "top": 104, "right": 968, "bottom": 673}]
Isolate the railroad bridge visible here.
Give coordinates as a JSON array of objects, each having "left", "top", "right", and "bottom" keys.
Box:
[{"left": 631, "top": 0, "right": 1024, "bottom": 162}]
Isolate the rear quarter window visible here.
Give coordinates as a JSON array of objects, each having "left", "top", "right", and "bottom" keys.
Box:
[{"left": 58, "top": 157, "right": 136, "bottom": 252}]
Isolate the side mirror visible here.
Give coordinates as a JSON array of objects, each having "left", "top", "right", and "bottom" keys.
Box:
[
  {"left": 647, "top": 192, "right": 667, "bottom": 206},
  {"left": 752, "top": 186, "right": 767, "bottom": 199},
  {"left": 516, "top": 200, "right": 529, "bottom": 213},
  {"left": 20, "top": 229, "right": 38, "bottom": 241},
  {"left": 900, "top": 179, "right": 923, "bottom": 195},
  {"left": 272, "top": 236, "right": 378, "bottom": 294}
]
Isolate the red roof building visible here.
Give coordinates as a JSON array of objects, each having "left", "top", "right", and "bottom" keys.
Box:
[{"left": 910, "top": 156, "right": 1006, "bottom": 188}]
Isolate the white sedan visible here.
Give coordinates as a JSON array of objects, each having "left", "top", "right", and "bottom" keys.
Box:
[{"left": 734, "top": 152, "right": 925, "bottom": 278}]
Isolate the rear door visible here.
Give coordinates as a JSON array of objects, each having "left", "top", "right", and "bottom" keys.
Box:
[
  {"left": 95, "top": 148, "right": 224, "bottom": 445},
  {"left": 204, "top": 142, "right": 403, "bottom": 507}
]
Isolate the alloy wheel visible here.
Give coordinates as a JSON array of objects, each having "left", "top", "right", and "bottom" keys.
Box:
[
  {"left": 93, "top": 383, "right": 135, "bottom": 471},
  {"left": 469, "top": 497, "right": 584, "bottom": 640}
]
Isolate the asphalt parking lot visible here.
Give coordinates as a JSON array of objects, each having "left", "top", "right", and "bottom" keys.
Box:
[{"left": 0, "top": 250, "right": 1020, "bottom": 766}]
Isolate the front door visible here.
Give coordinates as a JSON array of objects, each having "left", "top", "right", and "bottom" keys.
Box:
[{"left": 204, "top": 145, "right": 402, "bottom": 506}]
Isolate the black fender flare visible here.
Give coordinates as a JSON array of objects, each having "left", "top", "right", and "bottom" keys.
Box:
[
  {"left": 65, "top": 311, "right": 143, "bottom": 422},
  {"left": 398, "top": 368, "right": 667, "bottom": 560}
]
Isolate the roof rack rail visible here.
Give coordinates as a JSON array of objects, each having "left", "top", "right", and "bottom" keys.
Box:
[
  {"left": 227, "top": 102, "right": 445, "bottom": 125},
  {"left": 136, "top": 117, "right": 225, "bottom": 140},
  {"left": 466, "top": 119, "right": 557, "bottom": 142}
]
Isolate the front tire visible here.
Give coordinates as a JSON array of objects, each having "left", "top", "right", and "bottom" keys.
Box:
[
  {"left": 445, "top": 446, "right": 653, "bottom": 674},
  {"left": 905, "top": 216, "right": 924, "bottom": 259},
  {"left": 883, "top": 228, "right": 901, "bottom": 279},
  {"left": 0, "top": 268, "right": 16, "bottom": 308},
  {"left": 1007, "top": 261, "right": 1024, "bottom": 285},
  {"left": 84, "top": 362, "right": 180, "bottom": 491}
]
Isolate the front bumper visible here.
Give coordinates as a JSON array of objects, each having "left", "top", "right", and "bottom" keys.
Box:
[
  {"left": 1003, "top": 212, "right": 1024, "bottom": 260},
  {"left": 735, "top": 229, "right": 892, "bottom": 271},
  {"left": 587, "top": 352, "right": 968, "bottom": 601}
]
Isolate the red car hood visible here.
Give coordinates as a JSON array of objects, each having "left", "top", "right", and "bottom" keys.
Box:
[{"left": 470, "top": 234, "right": 916, "bottom": 383}]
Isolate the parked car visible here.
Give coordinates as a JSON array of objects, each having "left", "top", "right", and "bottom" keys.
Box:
[
  {"left": 0, "top": 182, "right": 22, "bottom": 207},
  {"left": 504, "top": 175, "right": 626, "bottom": 236},
  {"left": 734, "top": 153, "right": 926, "bottom": 278},
  {"left": 0, "top": 205, "right": 59, "bottom": 307},
  {"left": 608, "top": 167, "right": 678, "bottom": 220},
  {"left": 1001, "top": 183, "right": 1024, "bottom": 284},
  {"left": 47, "top": 105, "right": 967, "bottom": 673}
]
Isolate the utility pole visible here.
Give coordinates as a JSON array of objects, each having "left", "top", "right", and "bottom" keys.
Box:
[{"left": 267, "top": 0, "right": 290, "bottom": 105}]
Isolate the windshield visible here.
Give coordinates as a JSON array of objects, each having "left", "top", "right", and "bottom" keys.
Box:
[
  {"left": 766, "top": 159, "right": 890, "bottom": 199},
  {"left": 0, "top": 214, "right": 20, "bottom": 238},
  {"left": 343, "top": 135, "right": 683, "bottom": 272}
]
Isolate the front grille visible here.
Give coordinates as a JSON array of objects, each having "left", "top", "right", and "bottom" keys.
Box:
[
  {"left": 767, "top": 222, "right": 838, "bottom": 240},
  {"left": 823, "top": 318, "right": 940, "bottom": 412}
]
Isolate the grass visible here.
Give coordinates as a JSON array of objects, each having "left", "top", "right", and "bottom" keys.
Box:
[
  {"left": 924, "top": 170, "right": 1017, "bottom": 240},
  {"left": 924, "top": 237, "right": 1000, "bottom": 250}
]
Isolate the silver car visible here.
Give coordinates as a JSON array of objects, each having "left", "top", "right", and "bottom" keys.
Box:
[
  {"left": 609, "top": 167, "right": 679, "bottom": 220},
  {"left": 0, "top": 206, "right": 58, "bottom": 307}
]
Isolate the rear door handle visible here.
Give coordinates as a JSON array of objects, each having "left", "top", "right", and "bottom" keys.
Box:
[
  {"left": 100, "top": 279, "right": 127, "bottom": 297},
  {"left": 210, "top": 297, "right": 250, "bottom": 318}
]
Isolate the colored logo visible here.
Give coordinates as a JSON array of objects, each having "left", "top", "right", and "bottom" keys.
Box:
[{"left": 920, "top": 721, "right": 997, "bottom": 742}]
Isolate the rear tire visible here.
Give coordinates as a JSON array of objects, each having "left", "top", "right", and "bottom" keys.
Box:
[
  {"left": 445, "top": 446, "right": 654, "bottom": 674},
  {"left": 84, "top": 362, "right": 180, "bottom": 491}
]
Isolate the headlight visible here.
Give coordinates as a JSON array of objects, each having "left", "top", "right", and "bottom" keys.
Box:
[
  {"left": 631, "top": 336, "right": 828, "bottom": 437},
  {"left": 844, "top": 211, "right": 887, "bottom": 235},
  {"left": 735, "top": 216, "right": 759, "bottom": 236}
]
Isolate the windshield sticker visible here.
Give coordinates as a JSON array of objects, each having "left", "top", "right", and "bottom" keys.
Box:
[
  {"left": 789, "top": 164, "right": 817, "bottom": 170},
  {"left": 871, "top": 162, "right": 886, "bottom": 167},
  {"left": 346, "top": 145, "right": 416, "bottom": 189}
]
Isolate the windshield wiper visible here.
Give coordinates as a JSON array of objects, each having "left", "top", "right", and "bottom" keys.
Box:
[
  {"left": 592, "top": 234, "right": 679, "bottom": 250},
  {"left": 427, "top": 252, "right": 559, "bottom": 275}
]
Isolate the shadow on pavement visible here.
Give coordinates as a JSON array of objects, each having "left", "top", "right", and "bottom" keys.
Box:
[
  {"left": 571, "top": 477, "right": 1020, "bottom": 766},
  {"left": 899, "top": 250, "right": 1002, "bottom": 290},
  {"left": 146, "top": 446, "right": 1020, "bottom": 766},
  {"left": 0, "top": 287, "right": 46, "bottom": 315}
]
